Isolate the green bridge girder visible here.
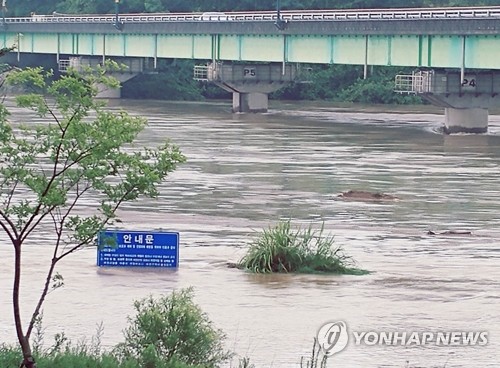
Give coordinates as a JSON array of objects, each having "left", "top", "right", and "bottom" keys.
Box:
[{"left": 3, "top": 31, "right": 500, "bottom": 70}]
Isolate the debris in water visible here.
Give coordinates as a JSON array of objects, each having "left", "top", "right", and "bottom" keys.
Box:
[{"left": 336, "top": 190, "right": 399, "bottom": 202}]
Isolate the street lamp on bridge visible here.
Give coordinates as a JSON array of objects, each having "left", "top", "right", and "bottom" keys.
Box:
[
  {"left": 275, "top": 0, "right": 288, "bottom": 30},
  {"left": 2, "top": 0, "right": 6, "bottom": 26},
  {"left": 114, "top": 0, "right": 123, "bottom": 30}
]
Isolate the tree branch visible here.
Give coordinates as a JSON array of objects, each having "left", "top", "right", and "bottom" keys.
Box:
[
  {"left": 56, "top": 185, "right": 135, "bottom": 261},
  {"left": 46, "top": 98, "right": 63, "bottom": 131},
  {"left": 19, "top": 107, "right": 78, "bottom": 240},
  {"left": 26, "top": 182, "right": 90, "bottom": 338},
  {"left": 0, "top": 209, "right": 19, "bottom": 242},
  {"left": 25, "top": 172, "right": 90, "bottom": 244},
  {"left": 4, "top": 179, "right": 18, "bottom": 212},
  {"left": 25, "top": 253, "right": 58, "bottom": 340},
  {"left": 19, "top": 206, "right": 55, "bottom": 244},
  {"left": 17, "top": 115, "right": 109, "bottom": 247}
]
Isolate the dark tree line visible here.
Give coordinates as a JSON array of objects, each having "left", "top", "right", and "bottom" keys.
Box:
[{"left": 6, "top": 0, "right": 496, "bottom": 16}]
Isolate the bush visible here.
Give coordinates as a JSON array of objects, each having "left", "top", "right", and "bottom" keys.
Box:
[
  {"left": 115, "top": 287, "right": 231, "bottom": 368},
  {"left": 0, "top": 344, "right": 21, "bottom": 368},
  {"left": 239, "top": 219, "right": 368, "bottom": 274}
]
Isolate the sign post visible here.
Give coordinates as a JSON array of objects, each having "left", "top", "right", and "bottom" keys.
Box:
[{"left": 97, "top": 230, "right": 179, "bottom": 268}]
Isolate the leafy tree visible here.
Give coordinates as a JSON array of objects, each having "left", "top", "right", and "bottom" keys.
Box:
[{"left": 0, "top": 64, "right": 186, "bottom": 368}]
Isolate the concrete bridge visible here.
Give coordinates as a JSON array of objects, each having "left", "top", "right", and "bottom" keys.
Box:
[{"left": 2, "top": 6, "right": 500, "bottom": 133}]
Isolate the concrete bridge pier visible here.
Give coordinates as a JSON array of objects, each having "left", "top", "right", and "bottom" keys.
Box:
[
  {"left": 94, "top": 72, "right": 139, "bottom": 98},
  {"left": 94, "top": 83, "right": 121, "bottom": 99},
  {"left": 444, "top": 107, "right": 488, "bottom": 134},
  {"left": 194, "top": 63, "right": 300, "bottom": 113},
  {"left": 233, "top": 92, "right": 268, "bottom": 113}
]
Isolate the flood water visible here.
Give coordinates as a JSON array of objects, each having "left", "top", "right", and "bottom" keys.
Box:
[{"left": 1, "top": 98, "right": 500, "bottom": 367}]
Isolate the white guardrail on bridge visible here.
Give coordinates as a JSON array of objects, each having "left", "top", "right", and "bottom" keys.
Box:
[
  {"left": 3, "top": 6, "right": 500, "bottom": 24},
  {"left": 395, "top": 71, "right": 433, "bottom": 94}
]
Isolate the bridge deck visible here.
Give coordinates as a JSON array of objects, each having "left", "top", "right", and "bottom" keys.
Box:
[{"left": 1, "top": 7, "right": 500, "bottom": 70}]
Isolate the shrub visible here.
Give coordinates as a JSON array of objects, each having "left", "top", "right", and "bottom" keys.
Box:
[
  {"left": 239, "top": 219, "right": 368, "bottom": 274},
  {"left": 115, "top": 288, "right": 231, "bottom": 368}
]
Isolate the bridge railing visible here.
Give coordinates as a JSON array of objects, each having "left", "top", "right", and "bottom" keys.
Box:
[
  {"left": 4, "top": 6, "right": 500, "bottom": 24},
  {"left": 193, "top": 65, "right": 209, "bottom": 81},
  {"left": 58, "top": 59, "right": 71, "bottom": 72},
  {"left": 395, "top": 71, "right": 433, "bottom": 94}
]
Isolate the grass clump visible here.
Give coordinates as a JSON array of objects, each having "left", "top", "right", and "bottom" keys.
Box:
[
  {"left": 0, "top": 341, "right": 135, "bottom": 368},
  {"left": 239, "top": 219, "right": 368, "bottom": 275}
]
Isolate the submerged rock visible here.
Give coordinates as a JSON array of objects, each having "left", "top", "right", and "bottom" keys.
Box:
[
  {"left": 427, "top": 230, "right": 472, "bottom": 236},
  {"left": 226, "top": 262, "right": 244, "bottom": 269},
  {"left": 337, "top": 190, "right": 399, "bottom": 202}
]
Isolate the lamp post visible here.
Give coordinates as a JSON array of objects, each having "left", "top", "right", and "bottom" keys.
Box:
[
  {"left": 2, "top": 0, "right": 6, "bottom": 26},
  {"left": 114, "top": 0, "right": 123, "bottom": 30},
  {"left": 275, "top": 0, "right": 287, "bottom": 30}
]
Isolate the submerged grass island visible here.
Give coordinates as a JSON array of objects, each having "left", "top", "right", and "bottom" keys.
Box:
[{"left": 238, "top": 219, "right": 369, "bottom": 275}]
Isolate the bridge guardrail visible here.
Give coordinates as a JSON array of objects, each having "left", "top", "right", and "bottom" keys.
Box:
[
  {"left": 4, "top": 6, "right": 500, "bottom": 24},
  {"left": 395, "top": 71, "right": 433, "bottom": 94},
  {"left": 193, "top": 65, "right": 209, "bottom": 81},
  {"left": 58, "top": 59, "right": 70, "bottom": 72}
]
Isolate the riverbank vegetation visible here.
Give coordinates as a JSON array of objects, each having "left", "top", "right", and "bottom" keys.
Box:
[
  {"left": 0, "top": 289, "right": 228, "bottom": 368},
  {"left": 0, "top": 288, "right": 327, "bottom": 368},
  {"left": 239, "top": 220, "right": 368, "bottom": 274}
]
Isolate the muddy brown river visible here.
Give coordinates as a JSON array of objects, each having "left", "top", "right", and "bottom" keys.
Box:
[{"left": 1, "top": 99, "right": 499, "bottom": 367}]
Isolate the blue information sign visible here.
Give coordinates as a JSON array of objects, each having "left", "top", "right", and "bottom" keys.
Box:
[{"left": 97, "top": 230, "right": 179, "bottom": 268}]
